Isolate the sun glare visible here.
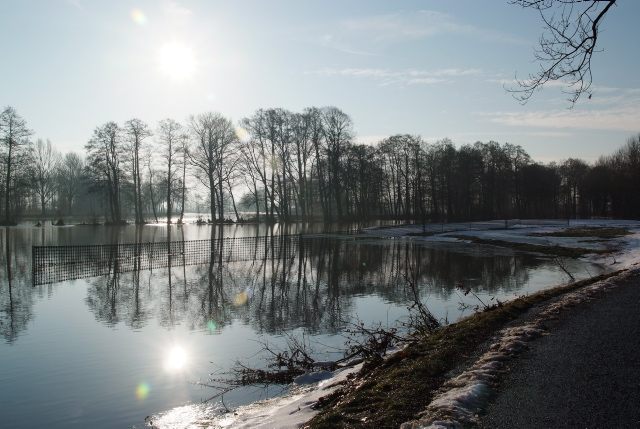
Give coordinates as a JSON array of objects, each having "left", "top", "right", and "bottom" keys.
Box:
[
  {"left": 158, "top": 42, "right": 196, "bottom": 80},
  {"left": 164, "top": 346, "right": 188, "bottom": 371}
]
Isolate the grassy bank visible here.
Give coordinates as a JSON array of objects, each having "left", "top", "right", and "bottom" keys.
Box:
[{"left": 304, "top": 271, "right": 621, "bottom": 428}]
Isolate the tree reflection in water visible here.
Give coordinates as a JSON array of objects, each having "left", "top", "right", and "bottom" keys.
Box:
[
  {"left": 0, "top": 228, "right": 35, "bottom": 343},
  {"left": 4, "top": 225, "right": 597, "bottom": 343},
  {"left": 76, "top": 232, "right": 541, "bottom": 337}
]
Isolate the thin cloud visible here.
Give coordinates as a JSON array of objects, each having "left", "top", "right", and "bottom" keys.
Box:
[
  {"left": 481, "top": 106, "right": 640, "bottom": 132},
  {"left": 161, "top": 1, "right": 193, "bottom": 19},
  {"left": 315, "top": 67, "right": 481, "bottom": 86},
  {"left": 339, "top": 10, "right": 462, "bottom": 43},
  {"left": 480, "top": 86, "right": 640, "bottom": 132},
  {"left": 64, "top": 0, "right": 84, "bottom": 11},
  {"left": 313, "top": 10, "right": 524, "bottom": 55}
]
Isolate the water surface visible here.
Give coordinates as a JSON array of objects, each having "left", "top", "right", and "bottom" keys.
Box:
[{"left": 0, "top": 222, "right": 606, "bottom": 428}]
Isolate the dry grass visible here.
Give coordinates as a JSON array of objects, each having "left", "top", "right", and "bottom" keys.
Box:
[{"left": 304, "top": 271, "right": 620, "bottom": 428}]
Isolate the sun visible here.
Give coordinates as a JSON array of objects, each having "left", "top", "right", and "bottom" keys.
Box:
[{"left": 158, "top": 42, "right": 196, "bottom": 80}]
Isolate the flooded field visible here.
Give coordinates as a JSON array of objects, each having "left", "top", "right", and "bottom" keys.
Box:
[{"left": 0, "top": 221, "right": 607, "bottom": 428}]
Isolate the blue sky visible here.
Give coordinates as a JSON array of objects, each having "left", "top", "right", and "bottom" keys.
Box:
[{"left": 1, "top": 0, "right": 638, "bottom": 163}]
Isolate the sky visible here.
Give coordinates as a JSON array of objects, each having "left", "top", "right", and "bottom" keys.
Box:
[{"left": 1, "top": 0, "right": 639, "bottom": 164}]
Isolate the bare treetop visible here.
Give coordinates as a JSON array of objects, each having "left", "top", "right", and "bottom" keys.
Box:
[{"left": 508, "top": 0, "right": 617, "bottom": 107}]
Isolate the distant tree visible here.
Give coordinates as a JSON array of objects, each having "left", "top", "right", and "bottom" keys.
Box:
[
  {"left": 306, "top": 107, "right": 329, "bottom": 219},
  {"left": 559, "top": 158, "right": 590, "bottom": 218},
  {"left": 320, "top": 106, "right": 354, "bottom": 220},
  {"left": 30, "top": 138, "right": 61, "bottom": 215},
  {"left": 85, "top": 122, "right": 127, "bottom": 224},
  {"left": 239, "top": 109, "right": 285, "bottom": 221},
  {"left": 477, "top": 141, "right": 512, "bottom": 219},
  {"left": 188, "top": 112, "right": 238, "bottom": 221},
  {"left": 581, "top": 162, "right": 613, "bottom": 218},
  {"left": 57, "top": 152, "right": 86, "bottom": 215},
  {"left": 142, "top": 145, "right": 160, "bottom": 223},
  {"left": 289, "top": 111, "right": 316, "bottom": 218},
  {"left": 426, "top": 139, "right": 457, "bottom": 221},
  {"left": 237, "top": 131, "right": 266, "bottom": 221},
  {"left": 509, "top": 0, "right": 617, "bottom": 105},
  {"left": 177, "top": 133, "right": 191, "bottom": 224},
  {"left": 452, "top": 143, "right": 484, "bottom": 220},
  {"left": 0, "top": 106, "right": 34, "bottom": 224},
  {"left": 343, "top": 142, "right": 384, "bottom": 218},
  {"left": 607, "top": 134, "right": 640, "bottom": 218},
  {"left": 156, "top": 118, "right": 185, "bottom": 224},
  {"left": 504, "top": 143, "right": 532, "bottom": 217},
  {"left": 123, "top": 118, "right": 152, "bottom": 224},
  {"left": 521, "top": 163, "right": 561, "bottom": 218}
]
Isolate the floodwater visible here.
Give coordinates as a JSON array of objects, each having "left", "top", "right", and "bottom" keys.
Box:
[{"left": 0, "top": 220, "right": 607, "bottom": 428}]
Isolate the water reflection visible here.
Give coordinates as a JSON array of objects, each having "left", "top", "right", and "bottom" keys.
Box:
[
  {"left": 0, "top": 223, "right": 607, "bottom": 429},
  {"left": 164, "top": 346, "right": 188, "bottom": 371},
  {"left": 54, "top": 233, "right": 555, "bottom": 337},
  {"left": 0, "top": 228, "right": 35, "bottom": 343},
  {"left": 5, "top": 225, "right": 604, "bottom": 342}
]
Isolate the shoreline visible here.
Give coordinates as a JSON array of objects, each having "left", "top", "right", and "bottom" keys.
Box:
[
  {"left": 146, "top": 220, "right": 640, "bottom": 428},
  {"left": 305, "top": 221, "right": 640, "bottom": 428}
]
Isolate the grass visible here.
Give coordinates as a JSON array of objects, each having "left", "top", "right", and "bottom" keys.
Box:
[
  {"left": 532, "top": 227, "right": 631, "bottom": 239},
  {"left": 304, "top": 271, "right": 621, "bottom": 428},
  {"left": 446, "top": 234, "right": 594, "bottom": 258}
]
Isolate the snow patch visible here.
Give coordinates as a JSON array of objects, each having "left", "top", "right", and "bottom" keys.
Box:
[
  {"left": 400, "top": 323, "right": 547, "bottom": 428},
  {"left": 293, "top": 370, "right": 334, "bottom": 385}
]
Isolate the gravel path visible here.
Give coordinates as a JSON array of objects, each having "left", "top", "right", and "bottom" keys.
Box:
[{"left": 476, "top": 270, "right": 640, "bottom": 429}]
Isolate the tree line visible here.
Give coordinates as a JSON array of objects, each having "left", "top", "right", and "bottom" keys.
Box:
[{"left": 1, "top": 104, "right": 639, "bottom": 225}]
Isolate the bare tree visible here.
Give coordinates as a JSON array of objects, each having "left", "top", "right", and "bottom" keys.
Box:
[
  {"left": 239, "top": 109, "right": 278, "bottom": 221},
  {"left": 0, "top": 106, "right": 33, "bottom": 224},
  {"left": 509, "top": 0, "right": 617, "bottom": 106},
  {"left": 142, "top": 145, "right": 160, "bottom": 223},
  {"left": 321, "top": 106, "right": 354, "bottom": 220},
  {"left": 85, "top": 122, "right": 126, "bottom": 224},
  {"left": 289, "top": 111, "right": 316, "bottom": 218},
  {"left": 177, "top": 135, "right": 191, "bottom": 224},
  {"left": 30, "top": 138, "right": 60, "bottom": 215},
  {"left": 124, "top": 118, "right": 152, "bottom": 224},
  {"left": 156, "top": 118, "right": 184, "bottom": 224},
  {"left": 188, "top": 112, "right": 238, "bottom": 221},
  {"left": 57, "top": 152, "right": 86, "bottom": 215}
]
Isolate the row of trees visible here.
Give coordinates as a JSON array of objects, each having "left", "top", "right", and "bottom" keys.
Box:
[{"left": 1, "top": 104, "right": 639, "bottom": 224}]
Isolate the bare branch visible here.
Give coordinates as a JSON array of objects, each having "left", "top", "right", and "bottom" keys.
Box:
[{"left": 507, "top": 0, "right": 617, "bottom": 107}]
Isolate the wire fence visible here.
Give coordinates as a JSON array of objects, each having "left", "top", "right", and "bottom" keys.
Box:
[
  {"left": 362, "top": 219, "right": 571, "bottom": 236},
  {"left": 32, "top": 235, "right": 316, "bottom": 285}
]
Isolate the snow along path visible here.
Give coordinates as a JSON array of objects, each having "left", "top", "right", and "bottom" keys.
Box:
[
  {"left": 401, "top": 267, "right": 640, "bottom": 429},
  {"left": 475, "top": 269, "right": 640, "bottom": 428}
]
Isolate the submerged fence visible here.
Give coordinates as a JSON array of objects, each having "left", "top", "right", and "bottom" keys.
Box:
[{"left": 32, "top": 235, "right": 317, "bottom": 285}]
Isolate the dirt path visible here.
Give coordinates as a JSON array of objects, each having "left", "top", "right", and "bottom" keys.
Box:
[{"left": 475, "top": 269, "right": 640, "bottom": 428}]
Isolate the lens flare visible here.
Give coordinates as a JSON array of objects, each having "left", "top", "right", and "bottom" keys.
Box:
[
  {"left": 235, "top": 127, "right": 251, "bottom": 143},
  {"left": 136, "top": 381, "right": 150, "bottom": 400},
  {"left": 233, "top": 291, "right": 249, "bottom": 306},
  {"left": 206, "top": 319, "right": 217, "bottom": 332},
  {"left": 131, "top": 8, "right": 147, "bottom": 26}
]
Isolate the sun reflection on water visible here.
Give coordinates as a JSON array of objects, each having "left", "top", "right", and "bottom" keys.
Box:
[{"left": 164, "top": 346, "right": 188, "bottom": 371}]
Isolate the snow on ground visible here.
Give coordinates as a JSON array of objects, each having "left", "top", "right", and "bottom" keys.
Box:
[
  {"left": 148, "top": 220, "right": 640, "bottom": 429},
  {"left": 145, "top": 359, "right": 370, "bottom": 429}
]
